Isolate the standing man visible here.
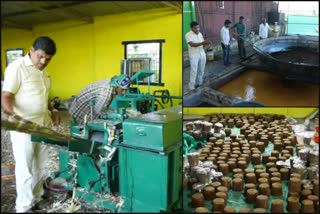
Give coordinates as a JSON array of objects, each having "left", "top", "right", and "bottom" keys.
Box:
[
  {"left": 220, "top": 19, "right": 232, "bottom": 66},
  {"left": 233, "top": 16, "right": 247, "bottom": 59},
  {"left": 185, "top": 21, "right": 211, "bottom": 90},
  {"left": 2, "top": 36, "right": 59, "bottom": 212},
  {"left": 259, "top": 18, "right": 275, "bottom": 39}
]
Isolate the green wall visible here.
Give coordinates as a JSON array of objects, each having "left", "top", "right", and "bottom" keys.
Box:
[{"left": 183, "top": 1, "right": 196, "bottom": 51}]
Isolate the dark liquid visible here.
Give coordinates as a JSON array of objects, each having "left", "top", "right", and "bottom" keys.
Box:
[
  {"left": 218, "top": 70, "right": 319, "bottom": 106},
  {"left": 269, "top": 48, "right": 319, "bottom": 65}
]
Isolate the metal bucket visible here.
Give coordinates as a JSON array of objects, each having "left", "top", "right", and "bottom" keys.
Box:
[{"left": 206, "top": 49, "right": 215, "bottom": 61}]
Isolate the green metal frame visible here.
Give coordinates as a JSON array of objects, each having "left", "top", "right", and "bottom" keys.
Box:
[{"left": 30, "top": 106, "right": 183, "bottom": 213}]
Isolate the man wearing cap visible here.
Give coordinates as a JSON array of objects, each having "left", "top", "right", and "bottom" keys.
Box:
[
  {"left": 233, "top": 16, "right": 247, "bottom": 59},
  {"left": 69, "top": 74, "right": 131, "bottom": 125},
  {"left": 2, "top": 36, "right": 59, "bottom": 212}
]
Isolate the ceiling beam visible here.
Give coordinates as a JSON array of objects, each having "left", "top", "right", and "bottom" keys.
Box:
[
  {"left": 160, "top": 1, "right": 182, "bottom": 13},
  {"left": 4, "top": 1, "right": 94, "bottom": 24},
  {"left": 50, "top": 2, "right": 94, "bottom": 24},
  {"left": 2, "top": 20, "right": 33, "bottom": 30}
]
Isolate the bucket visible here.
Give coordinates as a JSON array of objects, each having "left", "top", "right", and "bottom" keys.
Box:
[{"left": 206, "top": 49, "right": 214, "bottom": 61}]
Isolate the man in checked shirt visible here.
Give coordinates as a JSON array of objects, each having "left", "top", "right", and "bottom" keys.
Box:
[{"left": 69, "top": 74, "right": 131, "bottom": 125}]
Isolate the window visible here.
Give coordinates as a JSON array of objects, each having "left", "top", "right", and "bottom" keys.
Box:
[
  {"left": 6, "top": 48, "right": 24, "bottom": 66},
  {"left": 122, "top": 40, "right": 165, "bottom": 86},
  {"left": 218, "top": 1, "right": 224, "bottom": 9}
]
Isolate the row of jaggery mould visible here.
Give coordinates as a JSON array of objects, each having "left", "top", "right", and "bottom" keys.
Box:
[{"left": 184, "top": 114, "right": 319, "bottom": 213}]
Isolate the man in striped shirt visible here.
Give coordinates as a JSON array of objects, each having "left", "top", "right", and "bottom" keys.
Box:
[{"left": 69, "top": 74, "right": 130, "bottom": 125}]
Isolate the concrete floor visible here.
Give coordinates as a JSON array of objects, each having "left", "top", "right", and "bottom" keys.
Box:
[{"left": 183, "top": 43, "right": 256, "bottom": 95}]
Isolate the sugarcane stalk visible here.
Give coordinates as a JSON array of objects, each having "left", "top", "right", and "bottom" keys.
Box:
[{"left": 1, "top": 118, "right": 72, "bottom": 142}]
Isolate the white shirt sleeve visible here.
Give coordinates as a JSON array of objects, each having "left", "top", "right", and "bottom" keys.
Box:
[
  {"left": 186, "top": 32, "right": 193, "bottom": 44},
  {"left": 267, "top": 23, "right": 273, "bottom": 31},
  {"left": 2, "top": 63, "right": 21, "bottom": 94},
  {"left": 259, "top": 24, "right": 263, "bottom": 37},
  {"left": 199, "top": 32, "right": 204, "bottom": 42},
  {"left": 220, "top": 27, "right": 229, "bottom": 45}
]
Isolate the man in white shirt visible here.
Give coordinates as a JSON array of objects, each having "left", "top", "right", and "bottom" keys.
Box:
[
  {"left": 185, "top": 21, "right": 211, "bottom": 90},
  {"left": 2, "top": 36, "right": 60, "bottom": 212},
  {"left": 259, "top": 18, "right": 274, "bottom": 39},
  {"left": 220, "top": 19, "right": 232, "bottom": 66}
]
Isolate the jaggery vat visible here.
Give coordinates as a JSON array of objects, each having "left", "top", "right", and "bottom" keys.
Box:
[
  {"left": 301, "top": 199, "right": 314, "bottom": 213},
  {"left": 246, "top": 189, "right": 258, "bottom": 203},
  {"left": 253, "top": 35, "right": 319, "bottom": 84},
  {"left": 192, "top": 192, "right": 205, "bottom": 207},
  {"left": 256, "top": 195, "right": 268, "bottom": 209},
  {"left": 203, "top": 186, "right": 215, "bottom": 200},
  {"left": 271, "top": 199, "right": 284, "bottom": 213},
  {"left": 289, "top": 177, "right": 302, "bottom": 193},
  {"left": 195, "top": 207, "right": 209, "bottom": 213},
  {"left": 212, "top": 198, "right": 225, "bottom": 212},
  {"left": 287, "top": 196, "right": 300, "bottom": 212}
]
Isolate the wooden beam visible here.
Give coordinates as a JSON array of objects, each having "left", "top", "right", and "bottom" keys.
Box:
[
  {"left": 2, "top": 20, "right": 32, "bottom": 30},
  {"left": 160, "top": 1, "right": 182, "bottom": 12},
  {"left": 4, "top": 1, "right": 93, "bottom": 24},
  {"left": 50, "top": 2, "right": 94, "bottom": 24}
]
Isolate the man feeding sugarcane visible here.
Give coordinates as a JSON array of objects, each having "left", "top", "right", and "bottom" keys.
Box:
[
  {"left": 2, "top": 36, "right": 59, "bottom": 213},
  {"left": 68, "top": 74, "right": 131, "bottom": 125}
]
